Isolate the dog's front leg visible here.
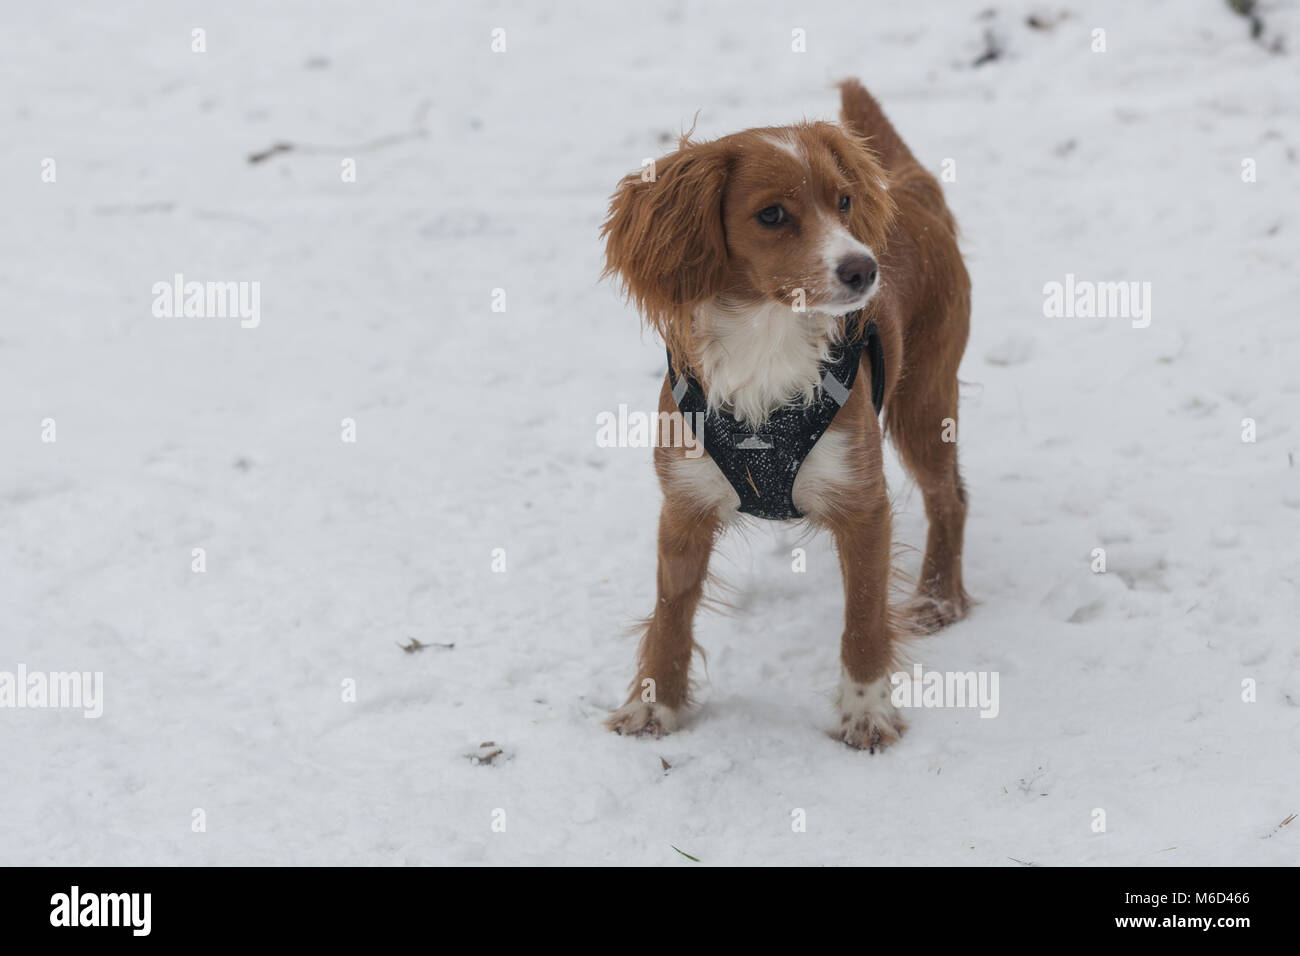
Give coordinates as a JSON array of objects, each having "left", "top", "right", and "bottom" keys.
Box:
[
  {"left": 606, "top": 501, "right": 719, "bottom": 737},
  {"left": 829, "top": 486, "right": 905, "bottom": 752}
]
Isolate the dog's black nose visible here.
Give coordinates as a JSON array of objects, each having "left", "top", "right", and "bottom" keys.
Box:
[{"left": 836, "top": 254, "right": 878, "bottom": 293}]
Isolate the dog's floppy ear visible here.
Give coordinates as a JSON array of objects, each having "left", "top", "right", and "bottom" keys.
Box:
[
  {"left": 812, "top": 123, "right": 896, "bottom": 252},
  {"left": 601, "top": 142, "right": 730, "bottom": 339}
]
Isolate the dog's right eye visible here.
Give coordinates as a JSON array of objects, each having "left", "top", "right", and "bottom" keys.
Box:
[{"left": 756, "top": 205, "right": 787, "bottom": 227}]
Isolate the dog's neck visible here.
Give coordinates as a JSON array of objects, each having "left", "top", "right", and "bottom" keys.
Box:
[{"left": 691, "top": 298, "right": 845, "bottom": 426}]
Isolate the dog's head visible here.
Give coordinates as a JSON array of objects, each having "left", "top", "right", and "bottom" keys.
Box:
[{"left": 602, "top": 122, "right": 895, "bottom": 361}]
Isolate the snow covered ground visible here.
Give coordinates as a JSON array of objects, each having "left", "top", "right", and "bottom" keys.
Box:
[{"left": 1, "top": 0, "right": 1297, "bottom": 866}]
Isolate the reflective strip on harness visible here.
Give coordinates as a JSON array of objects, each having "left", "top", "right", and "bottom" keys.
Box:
[{"left": 820, "top": 370, "right": 850, "bottom": 406}]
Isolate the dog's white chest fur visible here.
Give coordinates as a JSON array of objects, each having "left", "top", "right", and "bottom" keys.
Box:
[{"left": 694, "top": 300, "right": 843, "bottom": 425}]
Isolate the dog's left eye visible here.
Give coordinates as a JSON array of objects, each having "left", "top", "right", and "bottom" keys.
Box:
[
  {"left": 839, "top": 195, "right": 852, "bottom": 213},
  {"left": 756, "top": 205, "right": 787, "bottom": 226}
]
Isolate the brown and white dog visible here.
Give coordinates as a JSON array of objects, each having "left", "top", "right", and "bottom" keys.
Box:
[{"left": 601, "top": 80, "right": 971, "bottom": 751}]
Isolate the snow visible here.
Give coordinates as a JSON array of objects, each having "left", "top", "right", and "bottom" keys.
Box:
[{"left": 1, "top": 0, "right": 1297, "bottom": 865}]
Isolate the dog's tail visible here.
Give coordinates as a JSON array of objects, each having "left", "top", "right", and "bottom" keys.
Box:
[{"left": 837, "top": 78, "right": 915, "bottom": 171}]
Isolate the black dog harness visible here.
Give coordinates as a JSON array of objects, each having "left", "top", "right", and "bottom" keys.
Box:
[{"left": 666, "top": 312, "right": 885, "bottom": 520}]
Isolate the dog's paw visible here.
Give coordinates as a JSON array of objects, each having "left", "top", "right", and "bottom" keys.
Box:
[
  {"left": 835, "top": 674, "right": 905, "bottom": 753},
  {"left": 906, "top": 592, "right": 970, "bottom": 635},
  {"left": 606, "top": 700, "right": 679, "bottom": 738}
]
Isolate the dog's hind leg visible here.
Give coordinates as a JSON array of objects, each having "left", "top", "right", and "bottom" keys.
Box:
[{"left": 886, "top": 307, "right": 972, "bottom": 633}]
